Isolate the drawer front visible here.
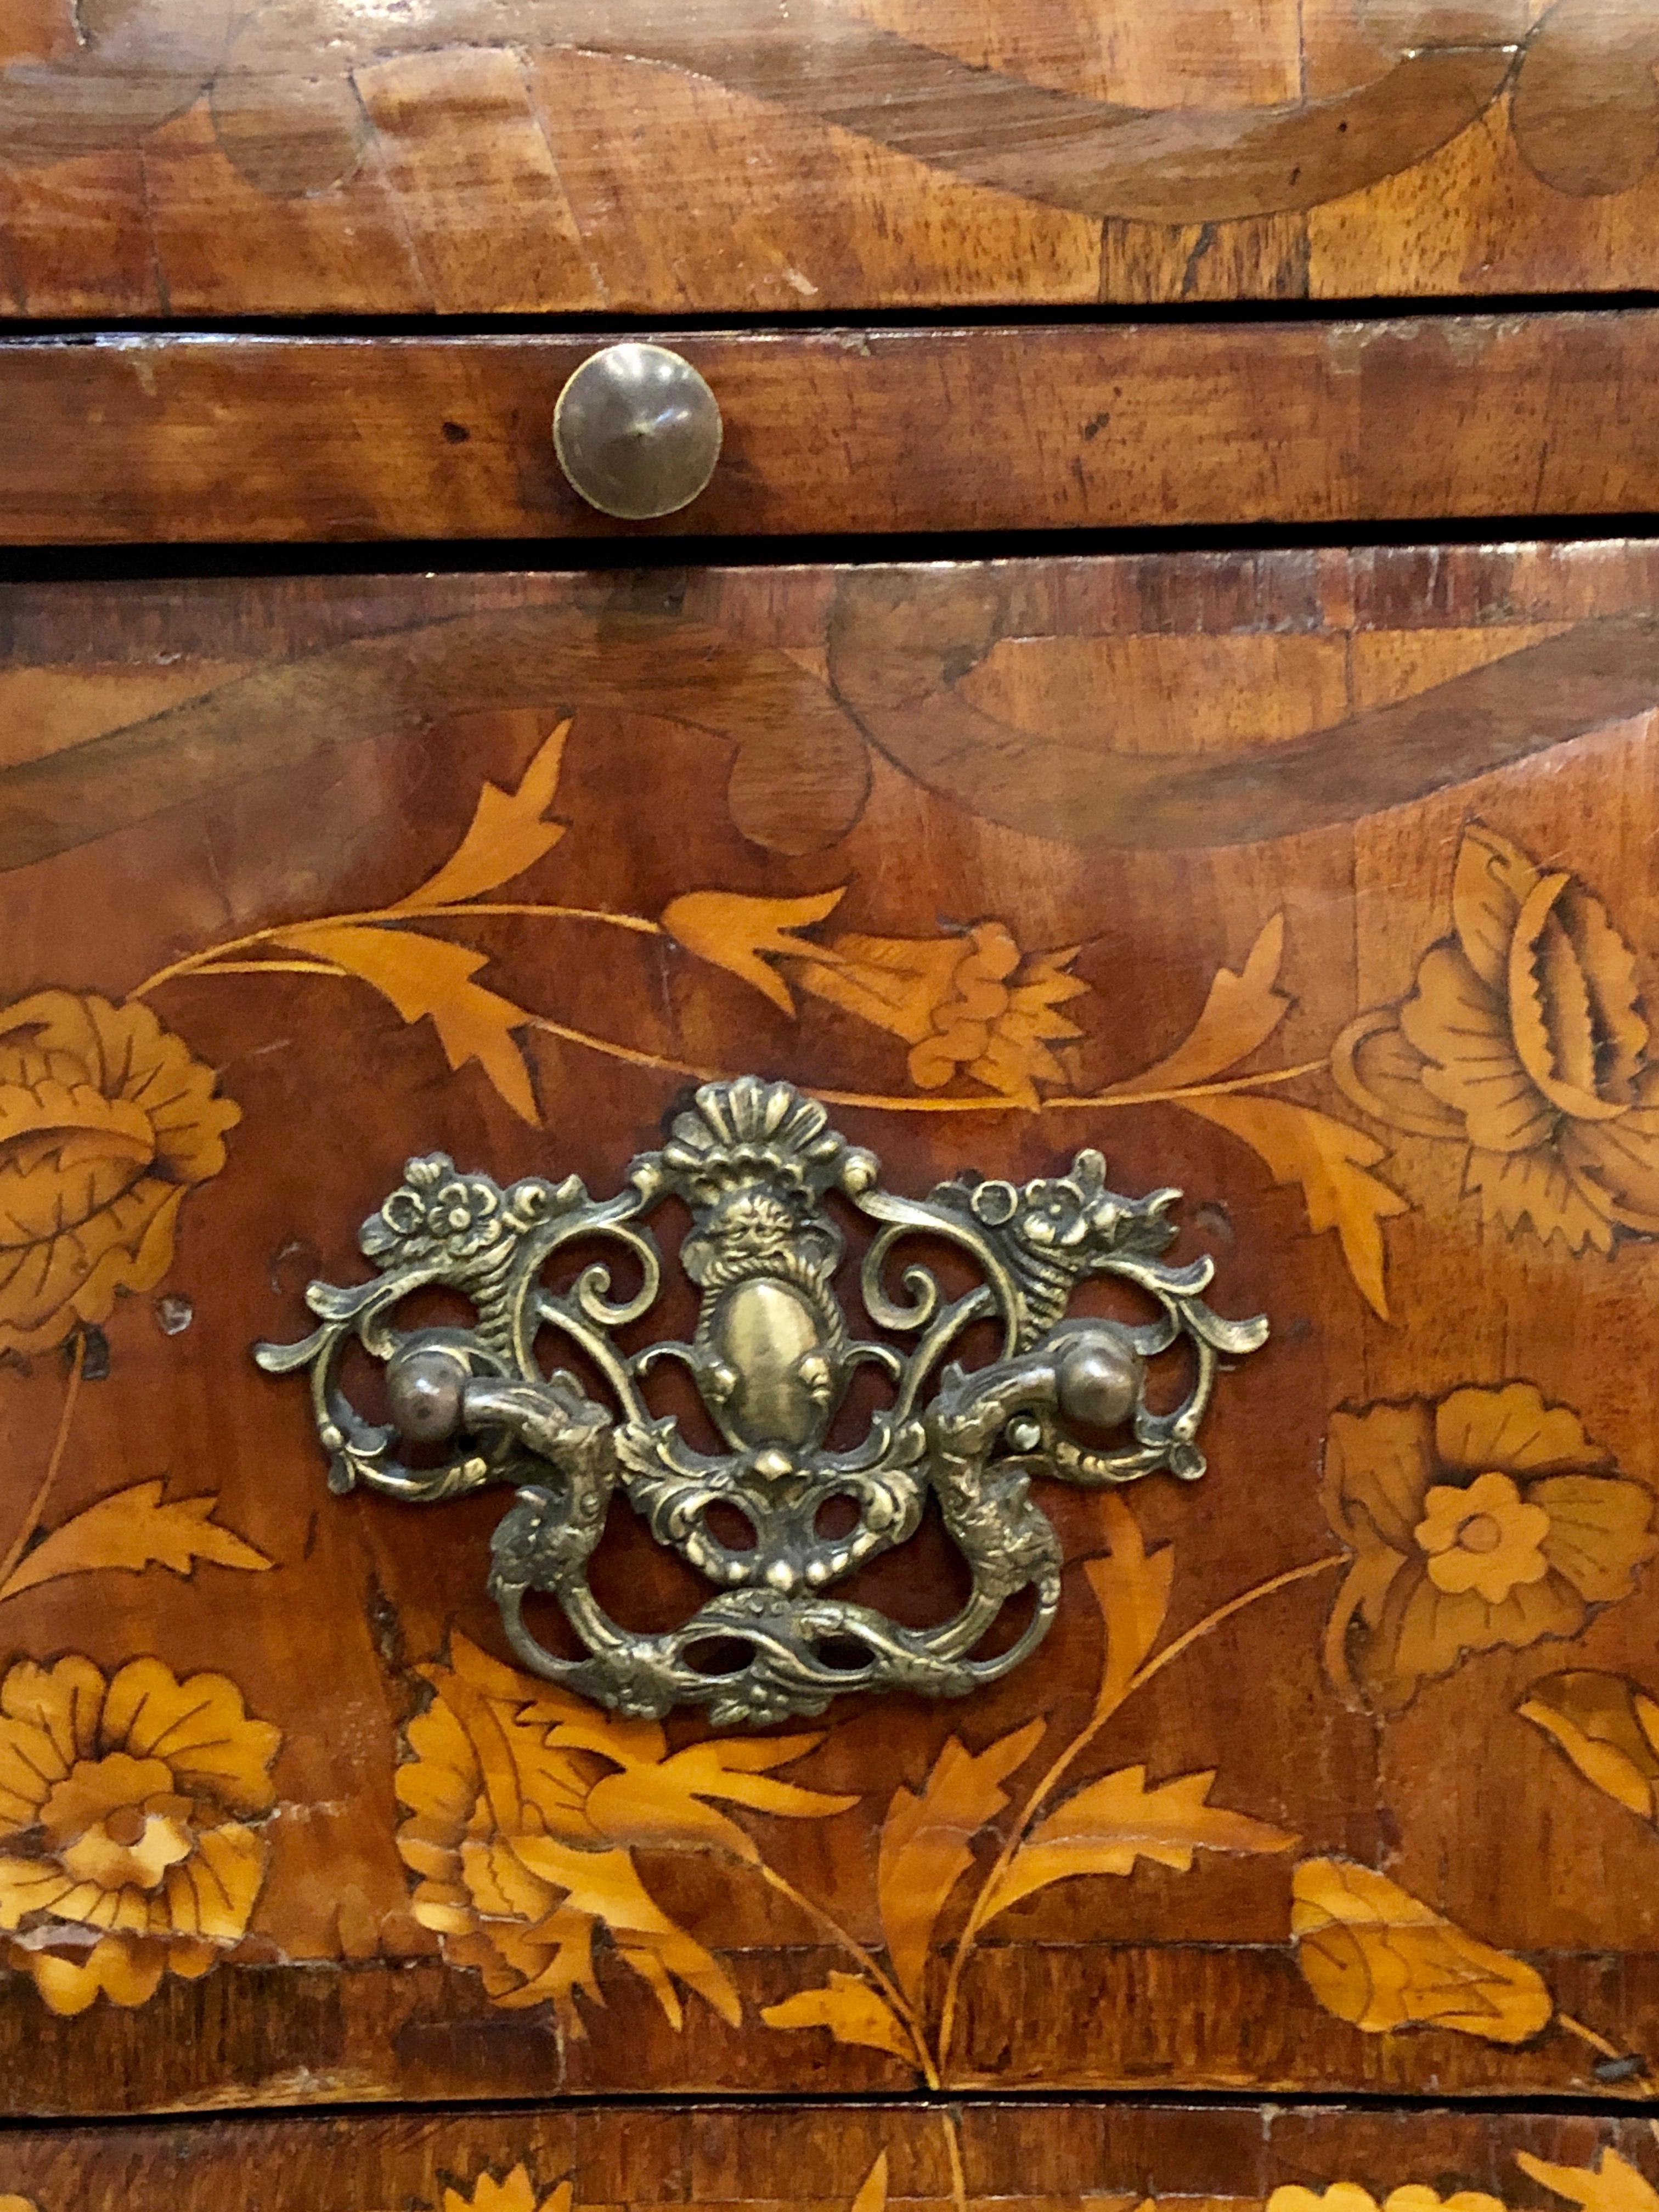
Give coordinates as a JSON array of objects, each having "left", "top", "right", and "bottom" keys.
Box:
[
  {"left": 10, "top": 318, "right": 1659, "bottom": 546},
  {"left": 3, "top": 2101, "right": 1659, "bottom": 2212},
  {"left": 2, "top": 544, "right": 1659, "bottom": 2114},
  {"left": 0, "top": 0, "right": 1655, "bottom": 315}
]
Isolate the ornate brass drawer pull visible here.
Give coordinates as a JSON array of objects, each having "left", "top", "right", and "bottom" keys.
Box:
[{"left": 257, "top": 1078, "right": 1265, "bottom": 1723}]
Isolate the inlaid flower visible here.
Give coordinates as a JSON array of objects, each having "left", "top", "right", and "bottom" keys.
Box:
[
  {"left": 397, "top": 1635, "right": 854, "bottom": 2030},
  {"left": 0, "top": 990, "right": 240, "bottom": 1355},
  {"left": 0, "top": 1652, "right": 280, "bottom": 2015},
  {"left": 793, "top": 922, "right": 1088, "bottom": 1106},
  {"left": 1321, "top": 1383, "right": 1656, "bottom": 1713},
  {"left": 445, "top": 2171, "right": 572, "bottom": 2212},
  {"left": 1412, "top": 1471, "right": 1552, "bottom": 1606},
  {"left": 1333, "top": 822, "right": 1659, "bottom": 1254},
  {"left": 1268, "top": 2185, "right": 1505, "bottom": 2212}
]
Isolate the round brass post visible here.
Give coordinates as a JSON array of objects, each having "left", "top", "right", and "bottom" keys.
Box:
[{"left": 553, "top": 342, "right": 724, "bottom": 520}]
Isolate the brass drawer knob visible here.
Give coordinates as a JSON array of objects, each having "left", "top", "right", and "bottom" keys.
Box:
[
  {"left": 258, "top": 1077, "right": 1266, "bottom": 1724},
  {"left": 552, "top": 342, "right": 724, "bottom": 520}
]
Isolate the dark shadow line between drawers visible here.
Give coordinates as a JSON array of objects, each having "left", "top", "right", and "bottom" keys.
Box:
[
  {"left": 1, "top": 2085, "right": 1655, "bottom": 2138},
  {"left": 5, "top": 514, "right": 1659, "bottom": 584},
  {"left": 2, "top": 290, "right": 1659, "bottom": 345},
  {"left": 2, "top": 514, "right": 1659, "bottom": 584}
]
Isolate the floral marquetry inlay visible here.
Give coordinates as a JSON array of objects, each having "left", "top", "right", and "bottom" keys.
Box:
[
  {"left": 4, "top": 586, "right": 1659, "bottom": 2117},
  {"left": 0, "top": 990, "right": 239, "bottom": 1355},
  {"left": 1267, "top": 2165, "right": 1659, "bottom": 2212},
  {"left": 1521, "top": 1672, "right": 1659, "bottom": 1825},
  {"left": 1267, "top": 2189, "right": 1504, "bottom": 2212},
  {"left": 1290, "top": 1858, "right": 1551, "bottom": 2044},
  {"left": 1321, "top": 1384, "right": 1657, "bottom": 1716},
  {"left": 388, "top": 1494, "right": 1300, "bottom": 2071},
  {"left": 0, "top": 1654, "right": 280, "bottom": 2016},
  {"left": 793, "top": 922, "right": 1090, "bottom": 1105},
  {"left": 8, "top": 2146, "right": 1659, "bottom": 2212},
  {"left": 438, "top": 2172, "right": 573, "bottom": 2212},
  {"left": 1335, "top": 824, "right": 1659, "bottom": 1256},
  {"left": 397, "top": 1635, "right": 854, "bottom": 2028}
]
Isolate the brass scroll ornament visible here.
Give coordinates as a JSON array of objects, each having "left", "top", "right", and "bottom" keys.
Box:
[{"left": 257, "top": 1078, "right": 1266, "bottom": 1724}]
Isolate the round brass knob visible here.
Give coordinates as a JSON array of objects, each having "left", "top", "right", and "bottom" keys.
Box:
[
  {"left": 552, "top": 343, "right": 723, "bottom": 520},
  {"left": 1055, "top": 1324, "right": 1145, "bottom": 1439},
  {"left": 386, "top": 1342, "right": 470, "bottom": 1443}
]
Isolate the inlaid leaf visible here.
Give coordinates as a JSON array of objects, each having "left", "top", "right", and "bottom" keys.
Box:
[
  {"left": 850, "top": 2155, "right": 889, "bottom": 2212},
  {"left": 401, "top": 1635, "right": 775, "bottom": 2037},
  {"left": 661, "top": 886, "right": 846, "bottom": 1014},
  {"left": 275, "top": 923, "right": 537, "bottom": 1123},
  {"left": 1291, "top": 1858, "right": 1552, "bottom": 2043},
  {"left": 0, "top": 990, "right": 238, "bottom": 1358},
  {"left": 0, "top": 1481, "right": 273, "bottom": 1601},
  {"left": 1182, "top": 1092, "right": 1407, "bottom": 1319},
  {"left": 760, "top": 1971, "right": 915, "bottom": 2061},
  {"left": 584, "top": 1734, "right": 857, "bottom": 1861},
  {"left": 1518, "top": 1671, "right": 1659, "bottom": 1824},
  {"left": 657, "top": 1735, "right": 861, "bottom": 1820},
  {"left": 1517, "top": 2153, "right": 1659, "bottom": 2212},
  {"left": 464, "top": 1904, "right": 603, "bottom": 2025},
  {"left": 1122, "top": 913, "right": 1290, "bottom": 1093},
  {"left": 1082, "top": 1492, "right": 1174, "bottom": 1715},
  {"left": 981, "top": 1766, "right": 1294, "bottom": 1923},
  {"left": 510, "top": 1830, "right": 742, "bottom": 2028},
  {"left": 398, "top": 718, "right": 572, "bottom": 910},
  {"left": 876, "top": 1720, "right": 1044, "bottom": 2005},
  {"left": 420, "top": 1635, "right": 640, "bottom": 1850}
]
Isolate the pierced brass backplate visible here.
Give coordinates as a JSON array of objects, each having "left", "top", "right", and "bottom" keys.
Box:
[{"left": 257, "top": 1077, "right": 1266, "bottom": 1724}]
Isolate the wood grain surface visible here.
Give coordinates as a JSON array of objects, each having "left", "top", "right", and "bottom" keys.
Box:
[
  {"left": 12, "top": 314, "right": 1659, "bottom": 541},
  {"left": 4, "top": 545, "right": 1659, "bottom": 2117},
  {"left": 4, "top": 2100, "right": 1659, "bottom": 2212},
  {"left": 0, "top": 0, "right": 1657, "bottom": 312}
]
